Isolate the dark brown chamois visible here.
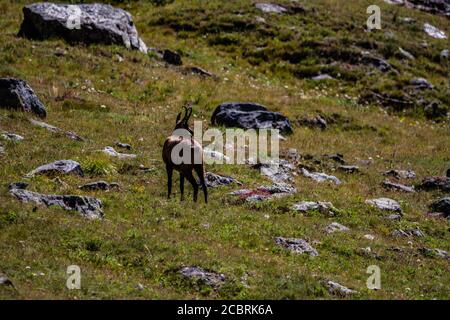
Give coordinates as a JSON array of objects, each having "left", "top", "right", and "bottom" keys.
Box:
[{"left": 162, "top": 106, "right": 208, "bottom": 203}]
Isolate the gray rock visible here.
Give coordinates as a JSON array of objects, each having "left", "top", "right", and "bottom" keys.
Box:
[
  {"left": 29, "top": 118, "right": 84, "bottom": 141},
  {"left": 10, "top": 188, "right": 103, "bottom": 219},
  {"left": 1, "top": 132, "right": 24, "bottom": 142},
  {"left": 275, "top": 237, "right": 318, "bottom": 256},
  {"left": 253, "top": 159, "right": 296, "bottom": 183},
  {"left": 18, "top": 3, "right": 147, "bottom": 53},
  {"left": 183, "top": 66, "right": 215, "bottom": 78},
  {"left": 300, "top": 168, "right": 342, "bottom": 185},
  {"left": 203, "top": 172, "right": 241, "bottom": 188},
  {"left": 410, "top": 77, "right": 434, "bottom": 89},
  {"left": 361, "top": 53, "right": 393, "bottom": 72},
  {"left": 102, "top": 146, "right": 137, "bottom": 159},
  {"left": 179, "top": 266, "right": 225, "bottom": 288},
  {"left": 0, "top": 273, "right": 14, "bottom": 287},
  {"left": 211, "top": 102, "right": 293, "bottom": 134},
  {"left": 398, "top": 47, "right": 415, "bottom": 60},
  {"left": 386, "top": 213, "right": 403, "bottom": 221},
  {"left": 382, "top": 180, "right": 415, "bottom": 193},
  {"left": 26, "top": 160, "right": 83, "bottom": 178},
  {"left": 257, "top": 183, "right": 296, "bottom": 195},
  {"left": 430, "top": 197, "right": 450, "bottom": 217},
  {"left": 163, "top": 49, "right": 182, "bottom": 65},
  {"left": 230, "top": 183, "right": 296, "bottom": 203},
  {"left": 418, "top": 176, "right": 450, "bottom": 192},
  {"left": 420, "top": 248, "right": 450, "bottom": 260},
  {"left": 312, "top": 74, "right": 334, "bottom": 81},
  {"left": 326, "top": 222, "right": 350, "bottom": 234},
  {"left": 79, "top": 181, "right": 119, "bottom": 191},
  {"left": 115, "top": 142, "right": 132, "bottom": 150},
  {"left": 292, "top": 201, "right": 337, "bottom": 216},
  {"left": 0, "top": 78, "right": 46, "bottom": 118},
  {"left": 384, "top": 1, "right": 450, "bottom": 17},
  {"left": 366, "top": 198, "right": 401, "bottom": 212},
  {"left": 392, "top": 228, "right": 425, "bottom": 238},
  {"left": 8, "top": 182, "right": 28, "bottom": 190},
  {"left": 255, "top": 3, "right": 288, "bottom": 14},
  {"left": 383, "top": 169, "right": 416, "bottom": 179},
  {"left": 297, "top": 115, "right": 327, "bottom": 129},
  {"left": 325, "top": 280, "right": 357, "bottom": 297},
  {"left": 338, "top": 165, "right": 359, "bottom": 174},
  {"left": 423, "top": 23, "right": 447, "bottom": 39},
  {"left": 441, "top": 49, "right": 449, "bottom": 59}
]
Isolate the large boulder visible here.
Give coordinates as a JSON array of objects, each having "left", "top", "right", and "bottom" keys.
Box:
[
  {"left": 211, "top": 102, "right": 293, "bottom": 134},
  {"left": 0, "top": 78, "right": 46, "bottom": 118},
  {"left": 430, "top": 197, "right": 450, "bottom": 217},
  {"left": 18, "top": 3, "right": 147, "bottom": 53}
]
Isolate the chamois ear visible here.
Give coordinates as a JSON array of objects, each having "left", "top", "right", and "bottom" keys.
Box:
[
  {"left": 184, "top": 106, "right": 193, "bottom": 124},
  {"left": 175, "top": 111, "right": 182, "bottom": 124}
]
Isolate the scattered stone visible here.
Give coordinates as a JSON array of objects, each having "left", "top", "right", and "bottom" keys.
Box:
[
  {"left": 296, "top": 115, "right": 327, "bottom": 129},
  {"left": 252, "top": 159, "right": 296, "bottom": 183},
  {"left": 419, "top": 248, "right": 450, "bottom": 260},
  {"left": 383, "top": 169, "right": 416, "bottom": 179},
  {"left": 325, "top": 280, "right": 357, "bottom": 297},
  {"left": 211, "top": 102, "right": 293, "bottom": 134},
  {"left": 179, "top": 266, "right": 225, "bottom": 288},
  {"left": 183, "top": 66, "right": 215, "bottom": 78},
  {"left": 300, "top": 168, "right": 341, "bottom": 185},
  {"left": 163, "top": 49, "right": 182, "bottom": 65},
  {"left": 423, "top": 23, "right": 447, "bottom": 39},
  {"left": 382, "top": 180, "right": 415, "bottom": 193},
  {"left": 398, "top": 47, "right": 415, "bottom": 60},
  {"left": 203, "top": 172, "right": 241, "bottom": 188},
  {"left": 29, "top": 118, "right": 84, "bottom": 141},
  {"left": 311, "top": 74, "right": 334, "bottom": 81},
  {"left": 327, "top": 154, "right": 346, "bottom": 164},
  {"left": 79, "top": 181, "right": 120, "bottom": 191},
  {"left": 275, "top": 237, "right": 318, "bottom": 256},
  {"left": 8, "top": 182, "right": 28, "bottom": 190},
  {"left": 441, "top": 49, "right": 449, "bottom": 59},
  {"left": 102, "top": 146, "right": 137, "bottom": 159},
  {"left": 338, "top": 165, "right": 359, "bottom": 174},
  {"left": 292, "top": 201, "right": 337, "bottom": 216},
  {"left": 26, "top": 160, "right": 83, "bottom": 178},
  {"left": 230, "top": 183, "right": 296, "bottom": 203},
  {"left": 203, "top": 148, "right": 231, "bottom": 163},
  {"left": 0, "top": 78, "right": 46, "bottom": 118},
  {"left": 10, "top": 188, "right": 103, "bottom": 219},
  {"left": 418, "top": 176, "right": 450, "bottom": 192},
  {"left": 115, "top": 142, "right": 132, "bottom": 150},
  {"left": 364, "top": 234, "right": 375, "bottom": 240},
  {"left": 392, "top": 228, "right": 425, "bottom": 238},
  {"left": 384, "top": 1, "right": 450, "bottom": 17},
  {"left": 284, "top": 148, "right": 300, "bottom": 162},
  {"left": 410, "top": 77, "right": 434, "bottom": 89},
  {"left": 136, "top": 283, "right": 145, "bottom": 290},
  {"left": 1, "top": 132, "right": 24, "bottom": 142},
  {"left": 18, "top": 3, "right": 147, "bottom": 52},
  {"left": 0, "top": 273, "right": 13, "bottom": 287},
  {"left": 366, "top": 198, "right": 401, "bottom": 212},
  {"left": 326, "top": 222, "right": 350, "bottom": 234},
  {"left": 361, "top": 53, "right": 393, "bottom": 72},
  {"left": 255, "top": 3, "right": 288, "bottom": 14},
  {"left": 386, "top": 213, "right": 403, "bottom": 221},
  {"left": 429, "top": 197, "right": 450, "bottom": 218}
]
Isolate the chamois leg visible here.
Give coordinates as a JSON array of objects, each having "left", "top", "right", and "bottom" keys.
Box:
[
  {"left": 185, "top": 171, "right": 198, "bottom": 202},
  {"left": 195, "top": 165, "right": 208, "bottom": 204},
  {"left": 166, "top": 164, "right": 173, "bottom": 199},
  {"left": 179, "top": 173, "right": 185, "bottom": 201}
]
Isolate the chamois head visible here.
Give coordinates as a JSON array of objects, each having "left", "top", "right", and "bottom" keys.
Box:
[{"left": 174, "top": 105, "right": 193, "bottom": 135}]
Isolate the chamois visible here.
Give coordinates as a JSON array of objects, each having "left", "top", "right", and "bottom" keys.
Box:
[{"left": 162, "top": 106, "right": 208, "bottom": 203}]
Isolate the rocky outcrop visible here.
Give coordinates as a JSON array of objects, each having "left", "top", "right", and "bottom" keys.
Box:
[
  {"left": 18, "top": 3, "right": 147, "bottom": 53},
  {"left": 211, "top": 102, "right": 293, "bottom": 134},
  {"left": 382, "top": 180, "right": 415, "bottom": 193},
  {"left": 0, "top": 78, "right": 46, "bottom": 118},
  {"left": 10, "top": 188, "right": 103, "bottom": 219},
  {"left": 29, "top": 119, "right": 84, "bottom": 141},
  {"left": 418, "top": 176, "right": 450, "bottom": 192},
  {"left": 292, "top": 201, "right": 338, "bottom": 216},
  {"left": 203, "top": 172, "right": 241, "bottom": 188},
  {"left": 179, "top": 266, "right": 225, "bottom": 289},
  {"left": 300, "top": 168, "right": 342, "bottom": 185},
  {"left": 366, "top": 198, "right": 402, "bottom": 212},
  {"left": 79, "top": 181, "right": 120, "bottom": 191},
  {"left": 429, "top": 197, "right": 450, "bottom": 218}
]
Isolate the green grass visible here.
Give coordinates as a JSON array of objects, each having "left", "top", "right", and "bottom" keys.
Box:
[{"left": 0, "top": 0, "right": 449, "bottom": 299}]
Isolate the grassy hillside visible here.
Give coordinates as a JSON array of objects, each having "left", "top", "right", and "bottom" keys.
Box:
[{"left": 0, "top": 0, "right": 449, "bottom": 299}]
